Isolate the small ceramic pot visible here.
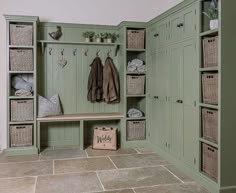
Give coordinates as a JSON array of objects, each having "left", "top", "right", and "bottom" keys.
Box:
[
  {"left": 210, "top": 19, "right": 219, "bottom": 30},
  {"left": 103, "top": 38, "right": 107, "bottom": 43},
  {"left": 96, "top": 38, "right": 101, "bottom": 43},
  {"left": 107, "top": 38, "right": 112, "bottom": 43},
  {"left": 85, "top": 38, "right": 90, "bottom": 42}
]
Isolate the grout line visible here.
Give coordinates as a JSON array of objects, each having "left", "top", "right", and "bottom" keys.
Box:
[
  {"left": 107, "top": 156, "right": 118, "bottom": 169},
  {"left": 133, "top": 148, "right": 141, "bottom": 154},
  {"left": 162, "top": 165, "right": 185, "bottom": 184},
  {"left": 34, "top": 176, "right": 38, "bottom": 193},
  {"left": 85, "top": 149, "right": 89, "bottom": 158},
  {"left": 0, "top": 159, "right": 50, "bottom": 165},
  {"left": 96, "top": 171, "right": 105, "bottom": 191},
  {"left": 132, "top": 188, "right": 137, "bottom": 193}
]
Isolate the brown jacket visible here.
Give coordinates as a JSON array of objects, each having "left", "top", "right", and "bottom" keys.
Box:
[
  {"left": 87, "top": 57, "right": 103, "bottom": 102},
  {"left": 103, "top": 57, "right": 120, "bottom": 103}
]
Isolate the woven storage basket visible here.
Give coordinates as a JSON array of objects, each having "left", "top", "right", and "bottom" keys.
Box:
[
  {"left": 127, "top": 120, "right": 145, "bottom": 140},
  {"left": 10, "top": 49, "right": 33, "bottom": 71},
  {"left": 10, "top": 24, "right": 33, "bottom": 46},
  {"left": 10, "top": 125, "right": 33, "bottom": 147},
  {"left": 202, "top": 73, "right": 218, "bottom": 104},
  {"left": 202, "top": 108, "right": 218, "bottom": 143},
  {"left": 202, "top": 143, "right": 218, "bottom": 180},
  {"left": 127, "top": 30, "right": 145, "bottom": 49},
  {"left": 203, "top": 36, "right": 218, "bottom": 67},
  {"left": 127, "top": 75, "right": 145, "bottom": 95},
  {"left": 11, "top": 99, "right": 34, "bottom": 122}
]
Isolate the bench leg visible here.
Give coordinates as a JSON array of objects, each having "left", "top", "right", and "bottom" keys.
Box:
[
  {"left": 37, "top": 121, "right": 41, "bottom": 153},
  {"left": 80, "top": 120, "right": 84, "bottom": 150}
]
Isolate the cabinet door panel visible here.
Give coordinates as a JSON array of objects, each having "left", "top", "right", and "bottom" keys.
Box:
[
  {"left": 157, "top": 19, "right": 169, "bottom": 49},
  {"left": 169, "top": 45, "right": 183, "bottom": 159},
  {"left": 148, "top": 25, "right": 158, "bottom": 52},
  {"left": 182, "top": 5, "right": 197, "bottom": 40},
  {"left": 169, "top": 13, "right": 181, "bottom": 43}
]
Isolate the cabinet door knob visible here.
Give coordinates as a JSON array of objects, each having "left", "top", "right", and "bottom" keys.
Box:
[
  {"left": 177, "top": 24, "right": 181, "bottom": 28},
  {"left": 154, "top": 33, "right": 159, "bottom": 37},
  {"left": 179, "top": 23, "right": 184, "bottom": 27},
  {"left": 176, "top": 99, "right": 183, "bottom": 103},
  {"left": 154, "top": 96, "right": 159, "bottom": 99}
]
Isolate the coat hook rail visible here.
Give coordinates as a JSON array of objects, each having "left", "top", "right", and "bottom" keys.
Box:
[
  {"left": 84, "top": 49, "right": 89, "bottom": 56},
  {"left": 49, "top": 48, "right": 53, "bottom": 55},
  {"left": 73, "top": 48, "right": 77, "bottom": 56},
  {"left": 61, "top": 48, "right": 64, "bottom": 56}
]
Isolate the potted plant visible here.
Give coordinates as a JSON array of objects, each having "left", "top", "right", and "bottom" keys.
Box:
[
  {"left": 82, "top": 31, "right": 95, "bottom": 42},
  {"left": 203, "top": 0, "right": 218, "bottom": 30},
  {"left": 94, "top": 33, "right": 103, "bottom": 43},
  {"left": 102, "top": 33, "right": 108, "bottom": 43},
  {"left": 111, "top": 33, "right": 119, "bottom": 43},
  {"left": 107, "top": 33, "right": 113, "bottom": 43}
]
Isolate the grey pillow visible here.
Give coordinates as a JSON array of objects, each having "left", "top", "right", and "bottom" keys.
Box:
[
  {"left": 38, "top": 94, "right": 62, "bottom": 118},
  {"left": 12, "top": 76, "right": 33, "bottom": 92}
]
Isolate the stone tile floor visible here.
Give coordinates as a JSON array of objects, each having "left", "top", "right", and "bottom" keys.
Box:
[{"left": 0, "top": 147, "right": 210, "bottom": 193}]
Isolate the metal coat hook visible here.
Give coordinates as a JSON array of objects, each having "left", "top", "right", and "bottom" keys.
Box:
[
  {"left": 84, "top": 49, "right": 89, "bottom": 56},
  {"left": 107, "top": 49, "right": 112, "bottom": 57},
  {"left": 61, "top": 48, "right": 64, "bottom": 56},
  {"left": 96, "top": 49, "right": 100, "bottom": 57},
  {"left": 73, "top": 49, "right": 77, "bottom": 56},
  {"left": 49, "top": 48, "right": 53, "bottom": 55}
]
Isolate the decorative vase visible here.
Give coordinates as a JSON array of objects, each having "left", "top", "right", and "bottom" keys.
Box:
[
  {"left": 85, "top": 38, "right": 90, "bottom": 42},
  {"left": 107, "top": 38, "right": 112, "bottom": 43},
  {"left": 210, "top": 19, "right": 219, "bottom": 30},
  {"left": 96, "top": 38, "right": 101, "bottom": 43}
]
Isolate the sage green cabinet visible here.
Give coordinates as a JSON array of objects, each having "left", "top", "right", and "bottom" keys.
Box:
[{"left": 156, "top": 19, "right": 169, "bottom": 49}]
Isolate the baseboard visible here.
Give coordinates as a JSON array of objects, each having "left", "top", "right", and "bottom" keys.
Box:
[
  {"left": 147, "top": 142, "right": 220, "bottom": 193},
  {"left": 220, "top": 186, "right": 236, "bottom": 193}
]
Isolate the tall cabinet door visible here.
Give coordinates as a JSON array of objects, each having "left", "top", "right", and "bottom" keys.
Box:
[
  {"left": 157, "top": 19, "right": 169, "bottom": 49},
  {"left": 169, "top": 12, "right": 181, "bottom": 43},
  {"left": 169, "top": 44, "right": 183, "bottom": 159},
  {"left": 156, "top": 49, "right": 169, "bottom": 151},
  {"left": 182, "top": 40, "right": 198, "bottom": 169}
]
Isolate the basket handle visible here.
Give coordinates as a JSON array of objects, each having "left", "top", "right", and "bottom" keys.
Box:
[
  {"left": 15, "top": 126, "right": 26, "bottom": 129},
  {"left": 16, "top": 25, "right": 25, "bottom": 28},
  {"left": 17, "top": 101, "right": 27, "bottom": 104},
  {"left": 207, "top": 147, "right": 215, "bottom": 152}
]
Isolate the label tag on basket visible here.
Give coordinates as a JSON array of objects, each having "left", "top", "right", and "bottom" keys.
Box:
[{"left": 93, "top": 127, "right": 117, "bottom": 150}]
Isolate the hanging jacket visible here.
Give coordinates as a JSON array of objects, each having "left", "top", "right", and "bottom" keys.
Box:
[
  {"left": 103, "top": 57, "right": 120, "bottom": 103},
  {"left": 87, "top": 57, "right": 103, "bottom": 102}
]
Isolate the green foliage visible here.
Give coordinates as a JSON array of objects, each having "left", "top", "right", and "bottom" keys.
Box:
[
  {"left": 94, "top": 33, "right": 104, "bottom": 39},
  {"left": 203, "top": 0, "right": 218, "bottom": 20},
  {"left": 82, "top": 31, "right": 95, "bottom": 38}
]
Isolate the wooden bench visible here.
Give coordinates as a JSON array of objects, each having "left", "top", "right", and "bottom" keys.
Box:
[{"left": 37, "top": 113, "right": 124, "bottom": 152}]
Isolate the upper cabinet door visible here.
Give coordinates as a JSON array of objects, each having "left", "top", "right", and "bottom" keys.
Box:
[
  {"left": 157, "top": 18, "right": 169, "bottom": 49},
  {"left": 148, "top": 25, "right": 158, "bottom": 52},
  {"left": 169, "top": 12, "right": 182, "bottom": 43},
  {"left": 181, "top": 5, "right": 197, "bottom": 40}
]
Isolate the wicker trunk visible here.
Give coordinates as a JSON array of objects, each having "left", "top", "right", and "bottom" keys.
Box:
[
  {"left": 10, "top": 49, "right": 33, "bottom": 71},
  {"left": 10, "top": 125, "right": 33, "bottom": 147},
  {"left": 202, "top": 143, "right": 218, "bottom": 180},
  {"left": 202, "top": 73, "right": 218, "bottom": 104},
  {"left": 127, "top": 29, "right": 145, "bottom": 49},
  {"left": 127, "top": 120, "right": 145, "bottom": 140},
  {"left": 202, "top": 108, "right": 218, "bottom": 143},
  {"left": 10, "top": 24, "right": 33, "bottom": 46},
  {"left": 203, "top": 36, "right": 218, "bottom": 67},
  {"left": 11, "top": 99, "right": 34, "bottom": 122},
  {"left": 127, "top": 75, "right": 145, "bottom": 95}
]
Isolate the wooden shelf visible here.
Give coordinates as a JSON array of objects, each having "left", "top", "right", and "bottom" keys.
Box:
[
  {"left": 10, "top": 121, "right": 35, "bottom": 125},
  {"left": 126, "top": 48, "right": 146, "bottom": 52},
  {"left": 9, "top": 45, "right": 34, "bottom": 49},
  {"left": 199, "top": 103, "right": 218, "bottom": 110},
  {"left": 199, "top": 67, "right": 219, "bottom": 72},
  {"left": 200, "top": 29, "right": 218, "bottom": 37},
  {"left": 38, "top": 40, "right": 123, "bottom": 55},
  {"left": 9, "top": 71, "right": 34, "bottom": 74},
  {"left": 199, "top": 138, "right": 218, "bottom": 148},
  {"left": 126, "top": 117, "right": 146, "bottom": 120},
  {"left": 9, "top": 96, "right": 34, "bottom": 99},
  {"left": 126, "top": 95, "right": 146, "bottom": 97}
]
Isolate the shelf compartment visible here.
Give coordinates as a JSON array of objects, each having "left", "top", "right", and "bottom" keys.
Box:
[
  {"left": 200, "top": 29, "right": 218, "bottom": 37},
  {"left": 126, "top": 120, "right": 146, "bottom": 141},
  {"left": 199, "top": 103, "right": 218, "bottom": 110}
]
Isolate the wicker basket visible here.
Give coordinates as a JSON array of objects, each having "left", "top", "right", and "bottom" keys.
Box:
[
  {"left": 203, "top": 36, "right": 218, "bottom": 67},
  {"left": 10, "top": 125, "right": 33, "bottom": 147},
  {"left": 127, "top": 75, "right": 145, "bottom": 95},
  {"left": 127, "top": 120, "right": 145, "bottom": 140},
  {"left": 202, "top": 73, "right": 218, "bottom": 104},
  {"left": 11, "top": 99, "right": 34, "bottom": 122},
  {"left": 10, "top": 49, "right": 33, "bottom": 71},
  {"left": 202, "top": 108, "right": 218, "bottom": 143},
  {"left": 127, "top": 30, "right": 145, "bottom": 49},
  {"left": 202, "top": 143, "right": 218, "bottom": 180},
  {"left": 10, "top": 24, "right": 33, "bottom": 46}
]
